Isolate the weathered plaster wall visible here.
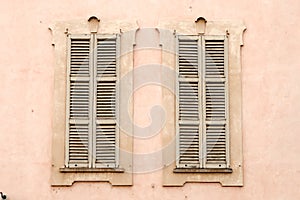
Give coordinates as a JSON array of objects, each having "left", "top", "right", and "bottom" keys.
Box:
[{"left": 0, "top": 0, "right": 299, "bottom": 199}]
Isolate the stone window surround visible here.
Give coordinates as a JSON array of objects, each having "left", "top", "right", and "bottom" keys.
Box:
[
  {"left": 159, "top": 19, "right": 246, "bottom": 186},
  {"left": 51, "top": 17, "right": 137, "bottom": 186}
]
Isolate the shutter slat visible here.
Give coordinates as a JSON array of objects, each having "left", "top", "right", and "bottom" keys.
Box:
[
  {"left": 70, "top": 81, "right": 89, "bottom": 119},
  {"left": 179, "top": 82, "right": 199, "bottom": 120},
  {"left": 204, "top": 36, "right": 229, "bottom": 168},
  {"left": 66, "top": 35, "right": 120, "bottom": 169},
  {"left": 95, "top": 123, "right": 116, "bottom": 167},
  {"left": 178, "top": 38, "right": 198, "bottom": 78},
  {"left": 205, "top": 124, "right": 227, "bottom": 164},
  {"left": 94, "top": 35, "right": 119, "bottom": 168},
  {"left": 68, "top": 123, "right": 89, "bottom": 166},
  {"left": 205, "top": 52, "right": 226, "bottom": 120},
  {"left": 178, "top": 124, "right": 200, "bottom": 166},
  {"left": 176, "top": 35, "right": 229, "bottom": 169},
  {"left": 96, "top": 81, "right": 116, "bottom": 119},
  {"left": 70, "top": 38, "right": 90, "bottom": 77},
  {"left": 177, "top": 36, "right": 201, "bottom": 168},
  {"left": 205, "top": 39, "right": 225, "bottom": 78},
  {"left": 97, "top": 38, "right": 117, "bottom": 77},
  {"left": 66, "top": 36, "right": 92, "bottom": 168}
]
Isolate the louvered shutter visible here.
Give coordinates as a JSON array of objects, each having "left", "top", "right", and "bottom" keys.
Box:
[
  {"left": 93, "top": 35, "right": 120, "bottom": 168},
  {"left": 66, "top": 35, "right": 93, "bottom": 168},
  {"left": 203, "top": 35, "right": 229, "bottom": 168},
  {"left": 176, "top": 36, "right": 201, "bottom": 168}
]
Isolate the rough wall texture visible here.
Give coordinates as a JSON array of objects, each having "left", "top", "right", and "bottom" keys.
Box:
[{"left": 0, "top": 0, "right": 299, "bottom": 199}]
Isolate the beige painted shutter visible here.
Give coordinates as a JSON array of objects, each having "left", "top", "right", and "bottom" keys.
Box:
[
  {"left": 202, "top": 35, "right": 229, "bottom": 168},
  {"left": 93, "top": 35, "right": 120, "bottom": 168},
  {"left": 176, "top": 36, "right": 201, "bottom": 168},
  {"left": 66, "top": 35, "right": 93, "bottom": 168}
]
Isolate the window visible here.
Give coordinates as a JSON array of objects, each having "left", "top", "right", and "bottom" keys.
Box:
[
  {"left": 65, "top": 34, "right": 120, "bottom": 169},
  {"left": 176, "top": 35, "right": 230, "bottom": 170},
  {"left": 51, "top": 17, "right": 136, "bottom": 186},
  {"left": 159, "top": 18, "right": 246, "bottom": 186}
]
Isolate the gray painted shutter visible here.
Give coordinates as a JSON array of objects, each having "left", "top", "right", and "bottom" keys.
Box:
[
  {"left": 66, "top": 35, "right": 93, "bottom": 168},
  {"left": 202, "top": 35, "right": 229, "bottom": 168},
  {"left": 93, "top": 35, "right": 120, "bottom": 168},
  {"left": 176, "top": 36, "right": 201, "bottom": 168}
]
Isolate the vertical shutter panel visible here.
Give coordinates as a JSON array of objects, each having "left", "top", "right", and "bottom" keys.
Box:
[
  {"left": 94, "top": 35, "right": 119, "bottom": 168},
  {"left": 203, "top": 36, "right": 229, "bottom": 168},
  {"left": 176, "top": 36, "right": 201, "bottom": 168},
  {"left": 66, "top": 35, "right": 93, "bottom": 168}
]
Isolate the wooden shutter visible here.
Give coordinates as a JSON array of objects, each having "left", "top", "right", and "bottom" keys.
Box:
[
  {"left": 93, "top": 35, "right": 120, "bottom": 168},
  {"left": 176, "top": 36, "right": 201, "bottom": 168},
  {"left": 202, "top": 35, "right": 229, "bottom": 168},
  {"left": 66, "top": 35, "right": 93, "bottom": 168}
]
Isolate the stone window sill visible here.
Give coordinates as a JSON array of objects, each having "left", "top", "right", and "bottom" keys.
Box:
[
  {"left": 173, "top": 168, "right": 233, "bottom": 173},
  {"left": 59, "top": 168, "right": 125, "bottom": 173}
]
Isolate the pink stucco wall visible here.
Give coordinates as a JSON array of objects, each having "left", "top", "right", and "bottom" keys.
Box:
[{"left": 0, "top": 0, "right": 300, "bottom": 199}]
